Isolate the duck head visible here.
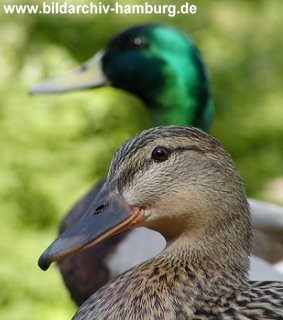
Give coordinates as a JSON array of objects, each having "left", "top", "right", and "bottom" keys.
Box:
[
  {"left": 30, "top": 24, "right": 213, "bottom": 130},
  {"left": 39, "top": 126, "right": 251, "bottom": 272}
]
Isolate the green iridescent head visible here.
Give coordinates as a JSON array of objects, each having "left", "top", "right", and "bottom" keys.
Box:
[{"left": 30, "top": 24, "right": 213, "bottom": 131}]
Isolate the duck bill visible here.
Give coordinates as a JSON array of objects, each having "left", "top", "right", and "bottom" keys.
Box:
[
  {"left": 29, "top": 50, "right": 108, "bottom": 94},
  {"left": 38, "top": 189, "right": 144, "bottom": 271}
]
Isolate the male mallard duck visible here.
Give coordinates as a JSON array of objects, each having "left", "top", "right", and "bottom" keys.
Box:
[
  {"left": 39, "top": 126, "right": 283, "bottom": 319},
  {"left": 30, "top": 24, "right": 283, "bottom": 305}
]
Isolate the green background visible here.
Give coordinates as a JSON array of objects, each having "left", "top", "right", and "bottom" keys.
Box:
[{"left": 0, "top": 1, "right": 283, "bottom": 319}]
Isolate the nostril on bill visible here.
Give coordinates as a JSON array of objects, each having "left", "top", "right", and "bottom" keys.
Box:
[{"left": 93, "top": 204, "right": 106, "bottom": 215}]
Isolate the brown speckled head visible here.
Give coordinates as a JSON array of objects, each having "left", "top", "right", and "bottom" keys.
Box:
[
  {"left": 108, "top": 125, "right": 251, "bottom": 246},
  {"left": 39, "top": 125, "right": 252, "bottom": 273}
]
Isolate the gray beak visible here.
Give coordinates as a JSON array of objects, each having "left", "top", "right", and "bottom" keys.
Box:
[
  {"left": 38, "top": 187, "right": 144, "bottom": 271},
  {"left": 29, "top": 50, "right": 108, "bottom": 94}
]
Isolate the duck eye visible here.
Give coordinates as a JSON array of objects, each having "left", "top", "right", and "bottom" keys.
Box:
[
  {"left": 151, "top": 146, "right": 170, "bottom": 162},
  {"left": 124, "top": 36, "right": 148, "bottom": 50}
]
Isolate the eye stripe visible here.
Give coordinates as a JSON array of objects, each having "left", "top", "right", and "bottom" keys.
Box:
[
  {"left": 173, "top": 146, "right": 203, "bottom": 153},
  {"left": 118, "top": 146, "right": 203, "bottom": 190}
]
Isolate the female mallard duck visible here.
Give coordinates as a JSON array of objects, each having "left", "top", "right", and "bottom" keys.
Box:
[
  {"left": 30, "top": 24, "right": 283, "bottom": 305},
  {"left": 39, "top": 126, "right": 283, "bottom": 319}
]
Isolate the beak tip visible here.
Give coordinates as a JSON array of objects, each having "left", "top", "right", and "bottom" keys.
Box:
[{"left": 38, "top": 251, "right": 52, "bottom": 271}]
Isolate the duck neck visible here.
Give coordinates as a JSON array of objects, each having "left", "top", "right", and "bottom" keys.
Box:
[
  {"left": 149, "top": 215, "right": 251, "bottom": 305},
  {"left": 150, "top": 84, "right": 213, "bottom": 132},
  {"left": 148, "top": 50, "right": 214, "bottom": 131}
]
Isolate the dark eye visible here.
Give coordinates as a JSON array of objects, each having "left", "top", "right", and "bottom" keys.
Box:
[
  {"left": 151, "top": 146, "right": 170, "bottom": 162},
  {"left": 123, "top": 36, "right": 148, "bottom": 50}
]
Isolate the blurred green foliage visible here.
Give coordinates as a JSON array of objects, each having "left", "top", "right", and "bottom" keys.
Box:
[{"left": 0, "top": 0, "right": 283, "bottom": 319}]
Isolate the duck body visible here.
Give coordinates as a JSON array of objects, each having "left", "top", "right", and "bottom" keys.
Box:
[
  {"left": 39, "top": 126, "right": 283, "bottom": 319},
  {"left": 75, "top": 264, "right": 283, "bottom": 320},
  {"left": 31, "top": 24, "right": 283, "bottom": 306}
]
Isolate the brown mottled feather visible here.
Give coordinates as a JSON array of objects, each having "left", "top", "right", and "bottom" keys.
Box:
[{"left": 73, "top": 253, "right": 283, "bottom": 320}]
